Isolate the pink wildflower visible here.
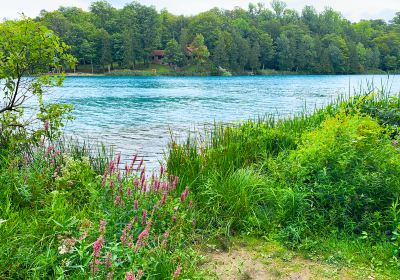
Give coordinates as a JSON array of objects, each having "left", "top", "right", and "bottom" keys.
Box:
[
  {"left": 44, "top": 145, "right": 54, "bottom": 157},
  {"left": 105, "top": 251, "right": 112, "bottom": 267},
  {"left": 172, "top": 176, "right": 178, "bottom": 190},
  {"left": 116, "top": 153, "right": 121, "bottom": 165},
  {"left": 141, "top": 210, "right": 147, "bottom": 225},
  {"left": 125, "top": 272, "right": 137, "bottom": 280},
  {"left": 79, "top": 231, "right": 88, "bottom": 241},
  {"left": 134, "top": 199, "right": 138, "bottom": 210},
  {"left": 93, "top": 236, "right": 104, "bottom": 257},
  {"left": 189, "top": 200, "right": 193, "bottom": 209},
  {"left": 99, "top": 220, "right": 107, "bottom": 234},
  {"left": 159, "top": 193, "right": 168, "bottom": 206},
  {"left": 109, "top": 160, "right": 115, "bottom": 174},
  {"left": 44, "top": 120, "right": 49, "bottom": 131},
  {"left": 136, "top": 228, "right": 149, "bottom": 248},
  {"left": 137, "top": 158, "right": 144, "bottom": 171},
  {"left": 173, "top": 266, "right": 182, "bottom": 279},
  {"left": 162, "top": 231, "right": 169, "bottom": 246},
  {"left": 132, "top": 154, "right": 138, "bottom": 165},
  {"left": 180, "top": 186, "right": 189, "bottom": 202},
  {"left": 127, "top": 187, "right": 132, "bottom": 197},
  {"left": 114, "top": 195, "right": 121, "bottom": 205}
]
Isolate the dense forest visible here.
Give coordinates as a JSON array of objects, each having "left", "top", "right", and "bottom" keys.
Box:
[{"left": 36, "top": 0, "right": 400, "bottom": 74}]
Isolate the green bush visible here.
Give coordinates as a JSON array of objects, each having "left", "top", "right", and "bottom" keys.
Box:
[{"left": 270, "top": 114, "right": 400, "bottom": 234}]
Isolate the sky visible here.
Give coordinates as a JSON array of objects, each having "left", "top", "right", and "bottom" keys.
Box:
[{"left": 0, "top": 0, "right": 399, "bottom": 22}]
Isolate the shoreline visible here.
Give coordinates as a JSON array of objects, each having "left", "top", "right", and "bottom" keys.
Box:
[{"left": 64, "top": 71, "right": 399, "bottom": 77}]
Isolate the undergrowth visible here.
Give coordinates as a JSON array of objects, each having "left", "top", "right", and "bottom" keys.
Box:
[{"left": 167, "top": 89, "right": 400, "bottom": 277}]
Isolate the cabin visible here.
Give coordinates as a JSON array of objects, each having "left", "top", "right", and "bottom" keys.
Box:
[
  {"left": 151, "top": 50, "right": 165, "bottom": 64},
  {"left": 151, "top": 47, "right": 194, "bottom": 64}
]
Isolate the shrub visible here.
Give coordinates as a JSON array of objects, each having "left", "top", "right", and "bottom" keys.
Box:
[{"left": 270, "top": 114, "right": 400, "bottom": 234}]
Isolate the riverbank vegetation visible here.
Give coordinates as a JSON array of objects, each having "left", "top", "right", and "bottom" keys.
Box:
[
  {"left": 167, "top": 88, "right": 400, "bottom": 278},
  {"left": 34, "top": 1, "right": 400, "bottom": 75},
  {"left": 1, "top": 18, "right": 400, "bottom": 279}
]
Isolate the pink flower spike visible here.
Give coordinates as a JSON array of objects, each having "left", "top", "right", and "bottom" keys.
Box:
[
  {"left": 116, "top": 153, "right": 121, "bottom": 165},
  {"left": 114, "top": 195, "right": 121, "bottom": 205},
  {"left": 137, "top": 158, "right": 144, "bottom": 171},
  {"left": 159, "top": 193, "right": 168, "bottom": 206},
  {"left": 173, "top": 266, "right": 182, "bottom": 279},
  {"left": 180, "top": 186, "right": 189, "bottom": 202},
  {"left": 136, "top": 228, "right": 149, "bottom": 248},
  {"left": 93, "top": 236, "right": 104, "bottom": 257},
  {"left": 125, "top": 272, "right": 137, "bottom": 280},
  {"left": 99, "top": 220, "right": 107, "bottom": 234},
  {"left": 127, "top": 188, "right": 132, "bottom": 197},
  {"left": 134, "top": 199, "right": 138, "bottom": 210},
  {"left": 105, "top": 251, "right": 112, "bottom": 267},
  {"left": 141, "top": 210, "right": 147, "bottom": 225},
  {"left": 189, "top": 200, "right": 193, "bottom": 209},
  {"left": 44, "top": 120, "right": 49, "bottom": 132}
]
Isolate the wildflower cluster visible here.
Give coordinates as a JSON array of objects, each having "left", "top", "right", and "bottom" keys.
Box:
[{"left": 63, "top": 153, "right": 195, "bottom": 279}]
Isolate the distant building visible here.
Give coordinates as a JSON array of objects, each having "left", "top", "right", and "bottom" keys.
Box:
[
  {"left": 151, "top": 50, "right": 165, "bottom": 64},
  {"left": 151, "top": 47, "right": 193, "bottom": 64}
]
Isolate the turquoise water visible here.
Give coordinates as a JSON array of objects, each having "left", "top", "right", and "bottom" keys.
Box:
[{"left": 50, "top": 75, "right": 400, "bottom": 169}]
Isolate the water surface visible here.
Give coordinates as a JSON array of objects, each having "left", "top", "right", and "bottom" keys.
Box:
[{"left": 48, "top": 75, "right": 400, "bottom": 170}]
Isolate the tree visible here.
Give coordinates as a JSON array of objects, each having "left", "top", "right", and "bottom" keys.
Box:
[
  {"left": 248, "top": 41, "right": 261, "bottom": 71},
  {"left": 391, "top": 12, "right": 400, "bottom": 25},
  {"left": 0, "top": 19, "right": 75, "bottom": 145},
  {"left": 276, "top": 33, "right": 293, "bottom": 71},
  {"left": 94, "top": 29, "right": 112, "bottom": 72},
  {"left": 213, "top": 32, "right": 231, "bottom": 68},
  {"left": 259, "top": 33, "right": 275, "bottom": 69},
  {"left": 35, "top": 1, "right": 400, "bottom": 75},
  {"left": 301, "top": 6, "right": 319, "bottom": 33},
  {"left": 271, "top": 0, "right": 287, "bottom": 18},
  {"left": 164, "top": 39, "right": 185, "bottom": 67},
  {"left": 190, "top": 34, "right": 210, "bottom": 65}
]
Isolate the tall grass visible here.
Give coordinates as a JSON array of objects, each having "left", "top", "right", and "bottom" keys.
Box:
[{"left": 167, "top": 87, "right": 400, "bottom": 243}]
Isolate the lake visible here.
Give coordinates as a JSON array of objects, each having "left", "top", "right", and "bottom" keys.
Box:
[{"left": 50, "top": 75, "right": 400, "bottom": 170}]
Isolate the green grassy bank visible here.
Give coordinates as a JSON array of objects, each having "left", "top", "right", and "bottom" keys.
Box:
[
  {"left": 167, "top": 89, "right": 400, "bottom": 278},
  {"left": 1, "top": 89, "right": 400, "bottom": 279}
]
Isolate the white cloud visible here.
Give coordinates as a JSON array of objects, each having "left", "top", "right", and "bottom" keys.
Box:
[{"left": 0, "top": 0, "right": 399, "bottom": 22}]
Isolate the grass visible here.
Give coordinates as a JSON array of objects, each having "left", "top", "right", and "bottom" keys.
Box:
[
  {"left": 1, "top": 86, "right": 400, "bottom": 278},
  {"left": 167, "top": 87, "right": 400, "bottom": 277}
]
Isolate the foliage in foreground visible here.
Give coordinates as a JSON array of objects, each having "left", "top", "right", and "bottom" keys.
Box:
[
  {"left": 167, "top": 90, "right": 400, "bottom": 276},
  {"left": 0, "top": 141, "right": 198, "bottom": 279}
]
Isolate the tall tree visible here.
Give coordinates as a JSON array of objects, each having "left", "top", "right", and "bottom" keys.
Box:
[
  {"left": 164, "top": 39, "right": 185, "bottom": 67},
  {"left": 190, "top": 34, "right": 210, "bottom": 65}
]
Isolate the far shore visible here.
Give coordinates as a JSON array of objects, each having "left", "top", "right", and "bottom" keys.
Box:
[{"left": 63, "top": 71, "right": 398, "bottom": 77}]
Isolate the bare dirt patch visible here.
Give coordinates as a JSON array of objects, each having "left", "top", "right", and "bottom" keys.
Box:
[{"left": 202, "top": 242, "right": 355, "bottom": 280}]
